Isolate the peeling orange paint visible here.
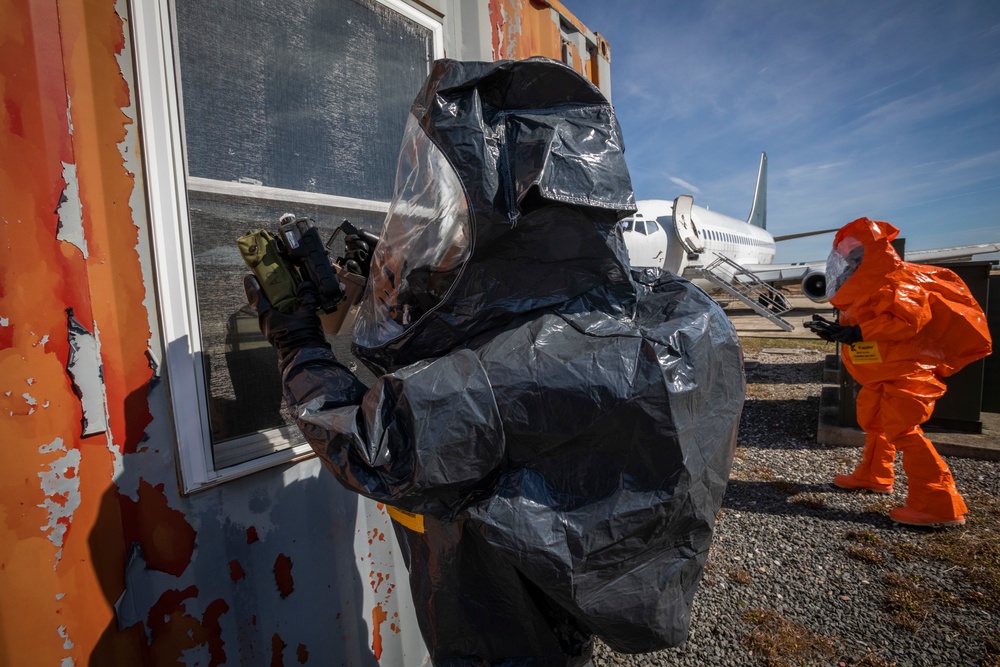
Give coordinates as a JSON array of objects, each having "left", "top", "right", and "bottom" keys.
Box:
[
  {"left": 145, "top": 587, "right": 230, "bottom": 667},
  {"left": 489, "top": 0, "right": 561, "bottom": 63},
  {"left": 271, "top": 632, "right": 287, "bottom": 667},
  {"left": 296, "top": 643, "right": 309, "bottom": 663},
  {"left": 274, "top": 553, "right": 294, "bottom": 598},
  {"left": 229, "top": 559, "right": 246, "bottom": 582},
  {"left": 371, "top": 602, "right": 388, "bottom": 660},
  {"left": 119, "top": 480, "right": 196, "bottom": 577},
  {"left": 0, "top": 0, "right": 144, "bottom": 663},
  {"left": 58, "top": 0, "right": 153, "bottom": 456},
  {"left": 247, "top": 526, "right": 260, "bottom": 544}
]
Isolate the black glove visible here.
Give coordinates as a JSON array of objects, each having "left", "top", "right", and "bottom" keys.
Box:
[
  {"left": 804, "top": 314, "right": 862, "bottom": 344},
  {"left": 244, "top": 275, "right": 330, "bottom": 368},
  {"left": 343, "top": 227, "right": 380, "bottom": 278}
]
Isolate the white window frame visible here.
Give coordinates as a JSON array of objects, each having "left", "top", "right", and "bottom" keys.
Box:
[{"left": 131, "top": 0, "right": 444, "bottom": 493}]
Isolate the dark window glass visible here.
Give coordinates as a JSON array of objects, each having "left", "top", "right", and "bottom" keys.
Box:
[
  {"left": 176, "top": 0, "right": 432, "bottom": 201},
  {"left": 173, "top": 0, "right": 434, "bottom": 460}
]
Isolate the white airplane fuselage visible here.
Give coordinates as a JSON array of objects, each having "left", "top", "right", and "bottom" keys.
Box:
[
  {"left": 622, "top": 152, "right": 1000, "bottom": 305},
  {"left": 622, "top": 199, "right": 775, "bottom": 290}
]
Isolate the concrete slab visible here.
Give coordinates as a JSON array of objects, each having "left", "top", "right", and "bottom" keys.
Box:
[{"left": 725, "top": 293, "right": 837, "bottom": 339}]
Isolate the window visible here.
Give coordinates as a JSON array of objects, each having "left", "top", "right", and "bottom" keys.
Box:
[
  {"left": 134, "top": 0, "right": 444, "bottom": 492},
  {"left": 646, "top": 220, "right": 660, "bottom": 234}
]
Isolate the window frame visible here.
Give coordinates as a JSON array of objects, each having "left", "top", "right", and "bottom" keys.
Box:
[{"left": 131, "top": 0, "right": 444, "bottom": 493}]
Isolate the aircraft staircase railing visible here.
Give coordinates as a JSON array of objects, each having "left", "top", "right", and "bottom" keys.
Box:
[{"left": 689, "top": 254, "right": 794, "bottom": 331}]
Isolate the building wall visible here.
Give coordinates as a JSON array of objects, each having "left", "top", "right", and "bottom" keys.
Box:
[
  {"left": 485, "top": 0, "right": 612, "bottom": 99},
  {"left": 0, "top": 0, "right": 611, "bottom": 664}
]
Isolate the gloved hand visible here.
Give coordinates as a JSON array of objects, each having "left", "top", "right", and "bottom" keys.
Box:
[
  {"left": 343, "top": 227, "right": 380, "bottom": 278},
  {"left": 804, "top": 314, "right": 863, "bottom": 344},
  {"left": 244, "top": 275, "right": 330, "bottom": 368}
]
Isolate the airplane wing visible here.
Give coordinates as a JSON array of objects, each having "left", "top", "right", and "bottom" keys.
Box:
[
  {"left": 737, "top": 261, "right": 824, "bottom": 283},
  {"left": 735, "top": 242, "right": 1000, "bottom": 303},
  {"left": 902, "top": 243, "right": 1000, "bottom": 264}
]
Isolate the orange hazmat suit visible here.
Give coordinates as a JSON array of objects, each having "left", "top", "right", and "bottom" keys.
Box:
[{"left": 828, "top": 218, "right": 992, "bottom": 522}]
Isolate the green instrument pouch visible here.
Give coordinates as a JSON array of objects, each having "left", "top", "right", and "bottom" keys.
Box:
[{"left": 237, "top": 229, "right": 301, "bottom": 313}]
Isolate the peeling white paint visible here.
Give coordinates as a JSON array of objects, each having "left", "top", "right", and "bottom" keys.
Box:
[
  {"left": 56, "top": 593, "right": 65, "bottom": 600},
  {"left": 0, "top": 316, "right": 8, "bottom": 326},
  {"left": 37, "top": 438, "right": 82, "bottom": 566},
  {"left": 27, "top": 378, "right": 35, "bottom": 385},
  {"left": 56, "top": 162, "right": 88, "bottom": 258},
  {"left": 115, "top": 542, "right": 177, "bottom": 631},
  {"left": 115, "top": 0, "right": 162, "bottom": 382},
  {"left": 38, "top": 334, "right": 50, "bottom": 347},
  {"left": 58, "top": 625, "right": 74, "bottom": 650},
  {"left": 61, "top": 658, "right": 75, "bottom": 667},
  {"left": 66, "top": 92, "right": 74, "bottom": 136},
  {"left": 23, "top": 393, "right": 36, "bottom": 405},
  {"left": 66, "top": 311, "right": 108, "bottom": 437}
]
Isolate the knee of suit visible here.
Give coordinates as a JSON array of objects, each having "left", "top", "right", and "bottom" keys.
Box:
[{"left": 885, "top": 427, "right": 930, "bottom": 449}]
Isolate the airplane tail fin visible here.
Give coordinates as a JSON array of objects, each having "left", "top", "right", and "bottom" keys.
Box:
[{"left": 746, "top": 152, "right": 767, "bottom": 229}]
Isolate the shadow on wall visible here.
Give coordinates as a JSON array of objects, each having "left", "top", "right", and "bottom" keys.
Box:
[{"left": 87, "top": 385, "right": 382, "bottom": 665}]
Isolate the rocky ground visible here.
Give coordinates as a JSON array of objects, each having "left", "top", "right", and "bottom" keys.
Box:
[{"left": 594, "top": 338, "right": 1000, "bottom": 667}]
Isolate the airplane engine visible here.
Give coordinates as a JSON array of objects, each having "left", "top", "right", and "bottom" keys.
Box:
[{"left": 801, "top": 271, "right": 828, "bottom": 303}]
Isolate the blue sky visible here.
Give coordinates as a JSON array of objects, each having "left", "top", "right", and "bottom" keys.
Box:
[{"left": 564, "top": 0, "right": 1000, "bottom": 263}]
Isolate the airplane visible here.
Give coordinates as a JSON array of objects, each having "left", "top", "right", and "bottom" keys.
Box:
[{"left": 621, "top": 153, "right": 1000, "bottom": 326}]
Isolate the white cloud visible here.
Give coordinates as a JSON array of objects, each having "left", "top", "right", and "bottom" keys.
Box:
[{"left": 668, "top": 176, "right": 701, "bottom": 194}]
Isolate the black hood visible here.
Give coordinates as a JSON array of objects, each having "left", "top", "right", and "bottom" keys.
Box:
[{"left": 353, "top": 57, "right": 637, "bottom": 374}]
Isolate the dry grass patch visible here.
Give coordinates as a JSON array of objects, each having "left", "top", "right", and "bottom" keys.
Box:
[
  {"left": 983, "top": 634, "right": 1000, "bottom": 667},
  {"left": 790, "top": 494, "right": 827, "bottom": 509},
  {"left": 741, "top": 608, "right": 837, "bottom": 667},
  {"left": 852, "top": 654, "right": 898, "bottom": 667},
  {"left": 845, "top": 545, "right": 885, "bottom": 565},
  {"left": 844, "top": 529, "right": 882, "bottom": 546},
  {"left": 725, "top": 568, "right": 752, "bottom": 585},
  {"left": 920, "top": 496, "right": 1000, "bottom": 611},
  {"left": 880, "top": 572, "right": 961, "bottom": 631},
  {"left": 862, "top": 498, "right": 896, "bottom": 514},
  {"left": 884, "top": 540, "right": 919, "bottom": 562},
  {"left": 739, "top": 337, "right": 831, "bottom": 354},
  {"left": 769, "top": 479, "right": 801, "bottom": 495},
  {"left": 882, "top": 492, "right": 1000, "bottom": 612}
]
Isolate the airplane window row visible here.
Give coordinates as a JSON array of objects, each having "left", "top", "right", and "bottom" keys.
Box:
[{"left": 703, "top": 229, "right": 772, "bottom": 248}]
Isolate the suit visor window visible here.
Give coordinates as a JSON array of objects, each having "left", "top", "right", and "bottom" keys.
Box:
[{"left": 354, "top": 115, "right": 472, "bottom": 349}]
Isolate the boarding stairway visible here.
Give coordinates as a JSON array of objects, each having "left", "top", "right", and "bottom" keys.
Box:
[{"left": 688, "top": 254, "right": 794, "bottom": 331}]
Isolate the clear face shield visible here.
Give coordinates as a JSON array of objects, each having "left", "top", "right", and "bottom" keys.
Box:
[
  {"left": 353, "top": 115, "right": 471, "bottom": 348},
  {"left": 825, "top": 236, "right": 864, "bottom": 300}
]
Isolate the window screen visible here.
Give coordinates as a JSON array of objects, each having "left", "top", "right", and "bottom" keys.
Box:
[
  {"left": 173, "top": 0, "right": 434, "bottom": 466},
  {"left": 175, "top": 0, "right": 432, "bottom": 201}
]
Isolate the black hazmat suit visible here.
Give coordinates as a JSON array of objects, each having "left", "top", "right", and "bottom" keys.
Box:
[{"left": 257, "top": 58, "right": 745, "bottom": 666}]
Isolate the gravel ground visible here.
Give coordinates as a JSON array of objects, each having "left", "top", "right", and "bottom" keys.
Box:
[{"left": 594, "top": 342, "right": 1000, "bottom": 667}]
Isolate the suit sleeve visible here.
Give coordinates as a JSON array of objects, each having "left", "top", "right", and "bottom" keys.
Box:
[
  {"left": 857, "top": 283, "right": 932, "bottom": 342},
  {"left": 279, "top": 346, "right": 506, "bottom": 517}
]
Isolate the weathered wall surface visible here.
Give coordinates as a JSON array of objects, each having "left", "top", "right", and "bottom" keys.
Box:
[
  {"left": 1, "top": 1, "right": 611, "bottom": 664},
  {"left": 487, "top": 0, "right": 610, "bottom": 98},
  {"left": 0, "top": 1, "right": 419, "bottom": 664}
]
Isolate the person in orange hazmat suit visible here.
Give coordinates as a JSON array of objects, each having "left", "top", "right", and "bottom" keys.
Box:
[{"left": 807, "top": 217, "right": 992, "bottom": 527}]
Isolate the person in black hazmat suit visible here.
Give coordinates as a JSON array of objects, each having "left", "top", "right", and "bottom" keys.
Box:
[{"left": 244, "top": 58, "right": 745, "bottom": 666}]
